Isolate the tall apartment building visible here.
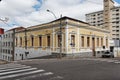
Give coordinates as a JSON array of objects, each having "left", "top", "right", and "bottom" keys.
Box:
[
  {"left": 0, "top": 27, "right": 25, "bottom": 61},
  {"left": 0, "top": 28, "right": 4, "bottom": 60},
  {"left": 1, "top": 30, "right": 14, "bottom": 61},
  {"left": 86, "top": 0, "right": 120, "bottom": 46}
]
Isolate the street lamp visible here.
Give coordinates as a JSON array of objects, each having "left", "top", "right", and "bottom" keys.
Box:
[
  {"left": 47, "top": 9, "right": 62, "bottom": 58},
  {"left": 0, "top": 17, "right": 9, "bottom": 22},
  {"left": 47, "top": 9, "right": 57, "bottom": 19},
  {"left": 0, "top": 17, "right": 9, "bottom": 26}
]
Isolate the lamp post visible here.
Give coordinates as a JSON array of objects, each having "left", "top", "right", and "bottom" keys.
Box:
[
  {"left": 24, "top": 28, "right": 29, "bottom": 59},
  {"left": 47, "top": 9, "right": 57, "bottom": 19},
  {"left": 59, "top": 14, "right": 62, "bottom": 59},
  {"left": 47, "top": 9, "right": 62, "bottom": 58},
  {"left": 0, "top": 17, "right": 9, "bottom": 23}
]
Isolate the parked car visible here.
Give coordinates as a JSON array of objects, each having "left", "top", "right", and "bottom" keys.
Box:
[{"left": 102, "top": 51, "right": 114, "bottom": 58}]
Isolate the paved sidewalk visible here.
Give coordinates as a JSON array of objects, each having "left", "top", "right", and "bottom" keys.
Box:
[{"left": 0, "top": 60, "right": 7, "bottom": 65}]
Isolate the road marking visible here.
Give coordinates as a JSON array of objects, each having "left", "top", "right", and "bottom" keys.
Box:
[
  {"left": 106, "top": 60, "right": 115, "bottom": 63},
  {"left": 0, "top": 66, "right": 31, "bottom": 72},
  {"left": 114, "top": 62, "right": 120, "bottom": 64},
  {"left": 113, "top": 60, "right": 119, "bottom": 62},
  {"left": 82, "top": 58, "right": 120, "bottom": 64},
  {"left": 15, "top": 72, "right": 54, "bottom": 80},
  {"left": 0, "top": 65, "right": 26, "bottom": 70},
  {"left": 48, "top": 76, "right": 64, "bottom": 80},
  {"left": 0, "top": 69, "right": 45, "bottom": 80},
  {"left": 0, "top": 64, "right": 21, "bottom": 68},
  {"left": 0, "top": 63, "right": 21, "bottom": 67},
  {"left": 99, "top": 59, "right": 108, "bottom": 62},
  {"left": 39, "top": 72, "right": 53, "bottom": 76},
  {"left": 0, "top": 68, "right": 37, "bottom": 76}
]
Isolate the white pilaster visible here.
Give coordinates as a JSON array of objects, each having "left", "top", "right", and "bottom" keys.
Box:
[
  {"left": 77, "top": 28, "right": 80, "bottom": 50},
  {"left": 79, "top": 35, "right": 81, "bottom": 49},
  {"left": 52, "top": 27, "right": 55, "bottom": 51},
  {"left": 65, "top": 20, "right": 69, "bottom": 53}
]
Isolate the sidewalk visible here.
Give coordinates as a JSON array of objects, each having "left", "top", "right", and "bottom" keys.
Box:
[{"left": 0, "top": 60, "right": 7, "bottom": 65}]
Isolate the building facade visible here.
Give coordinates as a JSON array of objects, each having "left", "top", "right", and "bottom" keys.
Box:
[
  {"left": 0, "top": 27, "right": 25, "bottom": 61},
  {"left": 0, "top": 28, "right": 4, "bottom": 60},
  {"left": 0, "top": 30, "right": 14, "bottom": 61},
  {"left": 86, "top": 0, "right": 120, "bottom": 41},
  {"left": 15, "top": 17, "right": 110, "bottom": 60}
]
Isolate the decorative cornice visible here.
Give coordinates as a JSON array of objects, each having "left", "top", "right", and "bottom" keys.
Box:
[{"left": 15, "top": 17, "right": 109, "bottom": 34}]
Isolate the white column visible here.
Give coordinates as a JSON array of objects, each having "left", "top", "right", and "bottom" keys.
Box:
[
  {"left": 52, "top": 28, "right": 55, "bottom": 51},
  {"left": 56, "top": 34, "right": 57, "bottom": 52},
  {"left": 77, "top": 28, "right": 80, "bottom": 51},
  {"left": 104, "top": 34, "right": 106, "bottom": 50},
  {"left": 79, "top": 35, "right": 81, "bottom": 49},
  {"left": 17, "top": 35, "right": 20, "bottom": 47},
  {"left": 65, "top": 20, "right": 69, "bottom": 53},
  {"left": 62, "top": 33, "right": 64, "bottom": 53}
]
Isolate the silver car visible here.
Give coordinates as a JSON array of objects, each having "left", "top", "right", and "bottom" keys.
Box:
[{"left": 102, "top": 51, "right": 114, "bottom": 58}]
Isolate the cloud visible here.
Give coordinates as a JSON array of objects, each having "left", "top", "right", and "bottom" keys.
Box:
[{"left": 0, "top": 0, "right": 119, "bottom": 30}]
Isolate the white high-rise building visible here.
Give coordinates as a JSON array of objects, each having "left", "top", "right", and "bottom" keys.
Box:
[
  {"left": 1, "top": 30, "right": 14, "bottom": 61},
  {"left": 86, "top": 0, "right": 120, "bottom": 46},
  {"left": 0, "top": 27, "right": 25, "bottom": 61}
]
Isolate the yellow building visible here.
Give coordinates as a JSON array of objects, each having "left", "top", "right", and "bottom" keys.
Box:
[{"left": 15, "top": 17, "right": 110, "bottom": 60}]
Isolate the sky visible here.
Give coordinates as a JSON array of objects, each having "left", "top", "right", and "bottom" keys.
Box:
[{"left": 0, "top": 0, "right": 120, "bottom": 30}]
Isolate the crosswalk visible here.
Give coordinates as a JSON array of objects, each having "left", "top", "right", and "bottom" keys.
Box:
[{"left": 0, "top": 63, "right": 63, "bottom": 80}]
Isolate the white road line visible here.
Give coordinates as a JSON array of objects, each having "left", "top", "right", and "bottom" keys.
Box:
[
  {"left": 49, "top": 76, "right": 64, "bottom": 80},
  {"left": 39, "top": 72, "right": 54, "bottom": 76},
  {"left": 0, "top": 66, "right": 31, "bottom": 72},
  {"left": 113, "top": 60, "right": 119, "bottom": 62},
  {"left": 99, "top": 59, "right": 108, "bottom": 61},
  {"left": 114, "top": 62, "right": 120, "bottom": 64},
  {"left": 0, "top": 69, "right": 45, "bottom": 80},
  {"left": 0, "top": 65, "right": 26, "bottom": 70},
  {"left": 106, "top": 60, "right": 115, "bottom": 63},
  {"left": 0, "top": 68, "right": 37, "bottom": 76},
  {"left": 15, "top": 72, "right": 54, "bottom": 80},
  {"left": 0, "top": 63, "right": 22, "bottom": 67},
  {"left": 0, "top": 63, "right": 22, "bottom": 66}
]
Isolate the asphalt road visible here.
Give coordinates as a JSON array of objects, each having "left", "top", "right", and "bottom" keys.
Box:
[{"left": 1, "top": 58, "right": 120, "bottom": 80}]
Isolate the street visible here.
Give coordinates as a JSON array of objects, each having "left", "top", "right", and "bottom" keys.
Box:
[{"left": 0, "top": 58, "right": 120, "bottom": 80}]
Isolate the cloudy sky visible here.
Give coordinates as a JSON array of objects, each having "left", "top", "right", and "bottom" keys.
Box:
[{"left": 0, "top": 0, "right": 120, "bottom": 30}]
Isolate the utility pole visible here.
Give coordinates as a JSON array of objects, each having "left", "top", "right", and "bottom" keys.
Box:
[
  {"left": 24, "top": 28, "right": 29, "bottom": 59},
  {"left": 25, "top": 29, "right": 27, "bottom": 49},
  {"left": 59, "top": 15, "right": 62, "bottom": 58},
  {"left": 47, "top": 9, "right": 63, "bottom": 59},
  {"left": 47, "top": 9, "right": 56, "bottom": 56},
  {"left": 12, "top": 29, "right": 15, "bottom": 61}
]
